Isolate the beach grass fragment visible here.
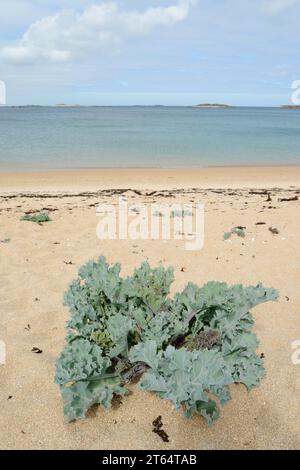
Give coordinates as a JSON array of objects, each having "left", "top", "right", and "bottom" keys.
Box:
[
  {"left": 171, "top": 209, "right": 193, "bottom": 218},
  {"left": 21, "top": 212, "right": 51, "bottom": 224},
  {"left": 224, "top": 226, "right": 246, "bottom": 240}
]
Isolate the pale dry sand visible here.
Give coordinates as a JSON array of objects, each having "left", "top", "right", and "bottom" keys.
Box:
[
  {"left": 1, "top": 166, "right": 300, "bottom": 193},
  {"left": 0, "top": 167, "right": 300, "bottom": 450}
]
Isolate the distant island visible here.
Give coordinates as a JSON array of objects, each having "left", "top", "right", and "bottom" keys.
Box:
[
  {"left": 281, "top": 105, "right": 300, "bottom": 109},
  {"left": 9, "top": 104, "right": 82, "bottom": 108},
  {"left": 55, "top": 104, "right": 81, "bottom": 108},
  {"left": 192, "top": 103, "right": 232, "bottom": 108},
  {"left": 11, "top": 105, "right": 43, "bottom": 108}
]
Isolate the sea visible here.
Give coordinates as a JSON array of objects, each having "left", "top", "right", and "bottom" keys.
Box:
[{"left": 0, "top": 106, "right": 300, "bottom": 171}]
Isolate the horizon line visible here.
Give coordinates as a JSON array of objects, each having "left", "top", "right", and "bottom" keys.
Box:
[{"left": 0, "top": 104, "right": 297, "bottom": 108}]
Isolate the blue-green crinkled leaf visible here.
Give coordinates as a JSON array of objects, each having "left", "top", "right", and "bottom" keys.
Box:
[
  {"left": 139, "top": 311, "right": 176, "bottom": 349},
  {"left": 190, "top": 400, "right": 220, "bottom": 425},
  {"left": 106, "top": 312, "right": 134, "bottom": 357},
  {"left": 173, "top": 282, "right": 205, "bottom": 322},
  {"left": 129, "top": 262, "right": 174, "bottom": 313},
  {"left": 55, "top": 339, "right": 110, "bottom": 385},
  {"left": 61, "top": 377, "right": 127, "bottom": 422},
  {"left": 129, "top": 341, "right": 232, "bottom": 424},
  {"left": 129, "top": 339, "right": 161, "bottom": 369},
  {"left": 224, "top": 348, "right": 266, "bottom": 389},
  {"left": 55, "top": 338, "right": 127, "bottom": 421},
  {"left": 78, "top": 256, "right": 122, "bottom": 304},
  {"left": 64, "top": 257, "right": 126, "bottom": 336}
]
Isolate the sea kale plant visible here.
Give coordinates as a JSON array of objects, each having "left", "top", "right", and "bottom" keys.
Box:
[
  {"left": 21, "top": 212, "right": 51, "bottom": 224},
  {"left": 55, "top": 256, "right": 279, "bottom": 424}
]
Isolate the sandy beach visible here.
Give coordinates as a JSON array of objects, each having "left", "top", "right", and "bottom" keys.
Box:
[{"left": 0, "top": 166, "right": 300, "bottom": 450}]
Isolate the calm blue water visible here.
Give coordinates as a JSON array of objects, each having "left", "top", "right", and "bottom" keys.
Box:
[{"left": 0, "top": 106, "right": 300, "bottom": 171}]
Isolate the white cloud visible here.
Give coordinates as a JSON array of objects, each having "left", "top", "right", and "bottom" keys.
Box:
[
  {"left": 263, "top": 0, "right": 299, "bottom": 15},
  {"left": 0, "top": 1, "right": 195, "bottom": 64}
]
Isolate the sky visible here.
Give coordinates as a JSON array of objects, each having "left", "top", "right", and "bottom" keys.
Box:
[{"left": 0, "top": 0, "right": 299, "bottom": 106}]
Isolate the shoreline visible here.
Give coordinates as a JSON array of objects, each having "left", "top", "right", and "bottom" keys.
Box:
[{"left": 1, "top": 166, "right": 300, "bottom": 193}]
